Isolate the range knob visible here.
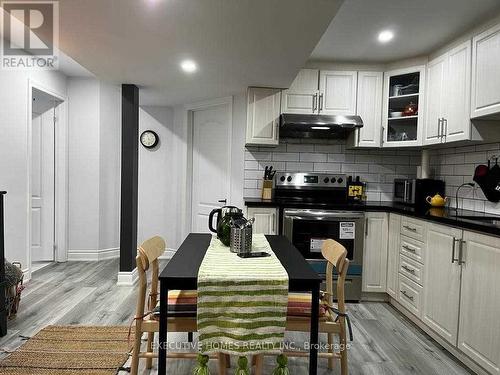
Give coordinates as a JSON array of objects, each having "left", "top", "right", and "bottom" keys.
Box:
[
  {"left": 323, "top": 177, "right": 329, "bottom": 183},
  {"left": 280, "top": 176, "right": 286, "bottom": 182},
  {"left": 287, "top": 176, "right": 292, "bottom": 182},
  {"left": 337, "top": 177, "right": 344, "bottom": 184},
  {"left": 330, "top": 177, "right": 336, "bottom": 183}
]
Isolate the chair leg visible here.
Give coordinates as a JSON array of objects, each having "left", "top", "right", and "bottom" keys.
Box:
[
  {"left": 217, "top": 352, "right": 227, "bottom": 375},
  {"left": 327, "top": 333, "right": 334, "bottom": 370},
  {"left": 130, "top": 328, "right": 142, "bottom": 375},
  {"left": 254, "top": 354, "right": 264, "bottom": 375},
  {"left": 225, "top": 354, "right": 230, "bottom": 368},
  {"left": 339, "top": 319, "right": 348, "bottom": 375},
  {"left": 146, "top": 331, "right": 154, "bottom": 369}
]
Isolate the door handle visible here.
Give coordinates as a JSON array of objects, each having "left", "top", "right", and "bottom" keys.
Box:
[
  {"left": 218, "top": 199, "right": 227, "bottom": 204},
  {"left": 402, "top": 265, "right": 416, "bottom": 274},
  {"left": 312, "top": 93, "right": 318, "bottom": 112},
  {"left": 451, "top": 237, "right": 461, "bottom": 263},
  {"left": 402, "top": 245, "right": 416, "bottom": 253},
  {"left": 319, "top": 93, "right": 324, "bottom": 112},
  {"left": 458, "top": 240, "right": 466, "bottom": 265}
]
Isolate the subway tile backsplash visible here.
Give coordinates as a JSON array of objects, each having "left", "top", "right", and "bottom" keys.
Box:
[
  {"left": 429, "top": 142, "right": 500, "bottom": 215},
  {"left": 244, "top": 139, "right": 419, "bottom": 202},
  {"left": 244, "top": 139, "right": 500, "bottom": 215}
]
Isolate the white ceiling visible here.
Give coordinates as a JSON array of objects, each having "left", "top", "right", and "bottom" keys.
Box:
[
  {"left": 311, "top": 0, "right": 500, "bottom": 63},
  {"left": 57, "top": 0, "right": 343, "bottom": 106}
]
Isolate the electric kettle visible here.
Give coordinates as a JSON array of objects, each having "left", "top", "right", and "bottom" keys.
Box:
[{"left": 208, "top": 206, "right": 244, "bottom": 246}]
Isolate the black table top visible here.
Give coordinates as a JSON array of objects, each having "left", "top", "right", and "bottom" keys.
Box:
[{"left": 159, "top": 233, "right": 321, "bottom": 291}]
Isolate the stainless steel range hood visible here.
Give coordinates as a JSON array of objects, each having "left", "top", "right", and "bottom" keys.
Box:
[{"left": 280, "top": 113, "right": 363, "bottom": 139}]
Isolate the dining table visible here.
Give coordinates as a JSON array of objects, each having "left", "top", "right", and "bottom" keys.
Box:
[{"left": 158, "top": 233, "right": 322, "bottom": 375}]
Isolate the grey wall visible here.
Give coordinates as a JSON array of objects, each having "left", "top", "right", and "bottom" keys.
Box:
[
  {"left": 244, "top": 139, "right": 420, "bottom": 201},
  {"left": 430, "top": 142, "right": 500, "bottom": 214}
]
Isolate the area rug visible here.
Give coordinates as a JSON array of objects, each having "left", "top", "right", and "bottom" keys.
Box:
[{"left": 0, "top": 325, "right": 134, "bottom": 375}]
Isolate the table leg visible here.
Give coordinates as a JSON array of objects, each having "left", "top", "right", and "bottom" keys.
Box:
[
  {"left": 309, "top": 285, "right": 319, "bottom": 375},
  {"left": 158, "top": 282, "right": 168, "bottom": 375}
]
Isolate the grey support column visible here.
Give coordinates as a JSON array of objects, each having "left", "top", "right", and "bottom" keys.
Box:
[{"left": 120, "top": 85, "right": 139, "bottom": 273}]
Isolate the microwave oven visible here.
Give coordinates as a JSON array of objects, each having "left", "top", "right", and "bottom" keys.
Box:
[{"left": 393, "top": 178, "right": 445, "bottom": 206}]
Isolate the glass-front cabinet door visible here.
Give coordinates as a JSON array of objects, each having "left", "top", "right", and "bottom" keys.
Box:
[{"left": 382, "top": 66, "right": 426, "bottom": 147}]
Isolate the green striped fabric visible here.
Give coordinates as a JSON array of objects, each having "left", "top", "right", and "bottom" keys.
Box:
[{"left": 197, "top": 234, "right": 289, "bottom": 355}]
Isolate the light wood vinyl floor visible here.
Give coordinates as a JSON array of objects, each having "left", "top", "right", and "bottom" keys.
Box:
[{"left": 0, "top": 259, "right": 473, "bottom": 374}]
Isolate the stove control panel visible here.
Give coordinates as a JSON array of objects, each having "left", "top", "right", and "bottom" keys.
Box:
[{"left": 276, "top": 173, "right": 347, "bottom": 188}]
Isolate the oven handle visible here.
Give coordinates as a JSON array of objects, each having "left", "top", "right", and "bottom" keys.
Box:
[{"left": 283, "top": 210, "right": 365, "bottom": 221}]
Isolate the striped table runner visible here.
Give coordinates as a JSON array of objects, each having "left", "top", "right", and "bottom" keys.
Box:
[{"left": 197, "top": 234, "right": 289, "bottom": 356}]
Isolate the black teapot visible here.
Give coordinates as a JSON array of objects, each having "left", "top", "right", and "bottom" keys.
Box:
[{"left": 208, "top": 206, "right": 243, "bottom": 246}]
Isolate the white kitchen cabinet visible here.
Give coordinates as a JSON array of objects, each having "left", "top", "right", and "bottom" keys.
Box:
[
  {"left": 319, "top": 70, "right": 358, "bottom": 115},
  {"left": 362, "top": 212, "right": 388, "bottom": 293},
  {"left": 382, "top": 66, "right": 425, "bottom": 148},
  {"left": 281, "top": 69, "right": 319, "bottom": 114},
  {"left": 458, "top": 231, "right": 500, "bottom": 375},
  {"left": 424, "top": 40, "right": 471, "bottom": 145},
  {"left": 386, "top": 214, "right": 401, "bottom": 299},
  {"left": 246, "top": 87, "right": 281, "bottom": 146},
  {"left": 424, "top": 54, "right": 447, "bottom": 145},
  {"left": 352, "top": 71, "right": 383, "bottom": 147},
  {"left": 422, "top": 223, "right": 462, "bottom": 345},
  {"left": 246, "top": 207, "right": 278, "bottom": 235},
  {"left": 445, "top": 41, "right": 472, "bottom": 142},
  {"left": 471, "top": 22, "right": 500, "bottom": 119}
]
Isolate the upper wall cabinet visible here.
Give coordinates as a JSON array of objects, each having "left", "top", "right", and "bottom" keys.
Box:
[
  {"left": 382, "top": 66, "right": 426, "bottom": 148},
  {"left": 281, "top": 69, "right": 358, "bottom": 116},
  {"left": 281, "top": 69, "right": 319, "bottom": 114},
  {"left": 319, "top": 70, "right": 358, "bottom": 115},
  {"left": 424, "top": 40, "right": 472, "bottom": 145},
  {"left": 471, "top": 22, "right": 500, "bottom": 119},
  {"left": 246, "top": 87, "right": 281, "bottom": 146},
  {"left": 352, "top": 71, "right": 383, "bottom": 147}
]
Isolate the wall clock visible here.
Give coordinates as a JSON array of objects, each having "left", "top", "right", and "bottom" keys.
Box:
[{"left": 140, "top": 130, "right": 159, "bottom": 149}]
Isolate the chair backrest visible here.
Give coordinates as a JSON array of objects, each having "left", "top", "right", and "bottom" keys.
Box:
[
  {"left": 135, "top": 236, "right": 166, "bottom": 318},
  {"left": 321, "top": 239, "right": 349, "bottom": 314}
]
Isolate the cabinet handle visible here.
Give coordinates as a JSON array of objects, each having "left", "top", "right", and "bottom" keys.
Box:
[
  {"left": 402, "top": 244, "right": 416, "bottom": 253},
  {"left": 403, "top": 225, "right": 417, "bottom": 232},
  {"left": 319, "top": 93, "right": 324, "bottom": 112},
  {"left": 458, "top": 240, "right": 466, "bottom": 265},
  {"left": 452, "top": 237, "right": 459, "bottom": 264},
  {"left": 437, "top": 118, "right": 442, "bottom": 139},
  {"left": 401, "top": 290, "right": 414, "bottom": 301},
  {"left": 402, "top": 265, "right": 416, "bottom": 274},
  {"left": 365, "top": 218, "right": 369, "bottom": 236},
  {"left": 443, "top": 118, "right": 448, "bottom": 141},
  {"left": 312, "top": 93, "right": 318, "bottom": 112}
]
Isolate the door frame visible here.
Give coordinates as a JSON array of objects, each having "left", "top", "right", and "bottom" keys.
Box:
[
  {"left": 27, "top": 79, "right": 68, "bottom": 280},
  {"left": 183, "top": 96, "right": 233, "bottom": 235}
]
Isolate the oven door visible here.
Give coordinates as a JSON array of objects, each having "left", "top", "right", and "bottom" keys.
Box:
[{"left": 282, "top": 209, "right": 364, "bottom": 266}]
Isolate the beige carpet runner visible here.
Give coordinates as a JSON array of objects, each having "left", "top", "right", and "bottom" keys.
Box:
[{"left": 0, "top": 326, "right": 133, "bottom": 375}]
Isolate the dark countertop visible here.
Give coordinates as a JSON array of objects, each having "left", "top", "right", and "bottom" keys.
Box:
[{"left": 244, "top": 198, "right": 500, "bottom": 237}]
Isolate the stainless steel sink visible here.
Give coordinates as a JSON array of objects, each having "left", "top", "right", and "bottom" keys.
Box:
[{"left": 456, "top": 215, "right": 500, "bottom": 225}]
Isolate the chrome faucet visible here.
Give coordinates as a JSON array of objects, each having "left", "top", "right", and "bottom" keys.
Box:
[{"left": 455, "top": 182, "right": 475, "bottom": 215}]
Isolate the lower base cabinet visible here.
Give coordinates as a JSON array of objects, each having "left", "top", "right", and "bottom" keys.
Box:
[
  {"left": 458, "top": 231, "right": 500, "bottom": 375},
  {"left": 398, "top": 274, "right": 423, "bottom": 318},
  {"left": 422, "top": 224, "right": 462, "bottom": 346},
  {"left": 362, "top": 212, "right": 388, "bottom": 292},
  {"left": 246, "top": 207, "right": 278, "bottom": 235}
]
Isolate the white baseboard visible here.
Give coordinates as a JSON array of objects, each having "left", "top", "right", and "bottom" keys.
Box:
[
  {"left": 117, "top": 267, "right": 138, "bottom": 286},
  {"left": 67, "top": 247, "right": 120, "bottom": 261}
]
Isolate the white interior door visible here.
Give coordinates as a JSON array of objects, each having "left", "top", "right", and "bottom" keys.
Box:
[
  {"left": 191, "top": 102, "right": 232, "bottom": 233},
  {"left": 31, "top": 108, "right": 55, "bottom": 262}
]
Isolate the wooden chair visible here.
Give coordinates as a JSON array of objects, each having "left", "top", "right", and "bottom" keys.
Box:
[
  {"left": 130, "top": 236, "right": 227, "bottom": 375},
  {"left": 254, "top": 239, "right": 351, "bottom": 375}
]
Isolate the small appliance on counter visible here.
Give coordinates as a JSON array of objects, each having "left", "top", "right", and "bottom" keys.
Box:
[
  {"left": 393, "top": 178, "right": 445, "bottom": 208},
  {"left": 347, "top": 176, "right": 366, "bottom": 203},
  {"left": 229, "top": 218, "right": 253, "bottom": 254}
]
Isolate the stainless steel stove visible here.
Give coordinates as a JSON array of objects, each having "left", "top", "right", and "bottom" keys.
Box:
[{"left": 275, "top": 172, "right": 364, "bottom": 301}]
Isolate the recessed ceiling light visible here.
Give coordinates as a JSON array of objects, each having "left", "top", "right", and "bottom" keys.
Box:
[
  {"left": 180, "top": 60, "right": 198, "bottom": 73},
  {"left": 378, "top": 30, "right": 394, "bottom": 43}
]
